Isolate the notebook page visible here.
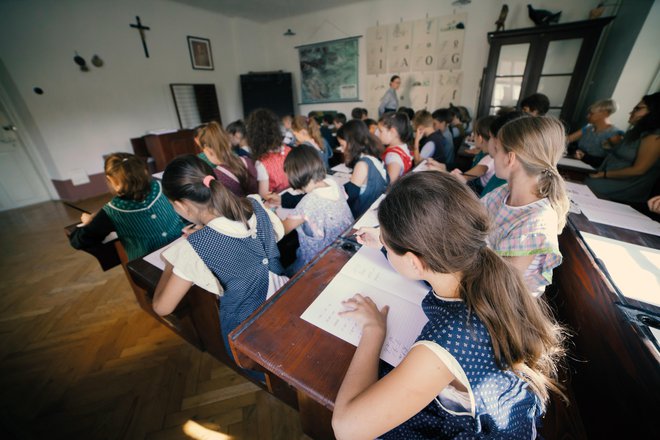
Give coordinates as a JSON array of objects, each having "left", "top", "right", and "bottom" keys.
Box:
[{"left": 301, "top": 245, "right": 429, "bottom": 366}]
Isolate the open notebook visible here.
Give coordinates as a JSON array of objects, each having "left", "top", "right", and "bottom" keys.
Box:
[{"left": 301, "top": 245, "right": 429, "bottom": 367}]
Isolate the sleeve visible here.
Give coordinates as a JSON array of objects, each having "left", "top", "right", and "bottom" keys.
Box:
[
  {"left": 255, "top": 160, "right": 268, "bottom": 181},
  {"left": 384, "top": 151, "right": 404, "bottom": 168},
  {"left": 161, "top": 239, "right": 223, "bottom": 295},
  {"left": 477, "top": 154, "right": 493, "bottom": 167},
  {"left": 419, "top": 141, "right": 436, "bottom": 160},
  {"left": 412, "top": 341, "right": 470, "bottom": 391},
  {"left": 248, "top": 195, "right": 285, "bottom": 241},
  {"left": 68, "top": 208, "right": 115, "bottom": 250}
]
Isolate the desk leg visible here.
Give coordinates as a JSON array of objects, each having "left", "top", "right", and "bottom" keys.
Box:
[{"left": 297, "top": 392, "right": 334, "bottom": 440}]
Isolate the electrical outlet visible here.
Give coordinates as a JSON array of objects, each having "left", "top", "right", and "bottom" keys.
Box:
[{"left": 70, "top": 168, "right": 90, "bottom": 186}]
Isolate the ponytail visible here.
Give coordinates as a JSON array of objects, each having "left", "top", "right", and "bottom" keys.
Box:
[
  {"left": 462, "top": 246, "right": 567, "bottom": 408},
  {"left": 498, "top": 116, "right": 570, "bottom": 232},
  {"left": 199, "top": 122, "right": 251, "bottom": 194},
  {"left": 163, "top": 155, "right": 253, "bottom": 228},
  {"left": 379, "top": 172, "right": 567, "bottom": 408},
  {"left": 537, "top": 168, "right": 569, "bottom": 231}
]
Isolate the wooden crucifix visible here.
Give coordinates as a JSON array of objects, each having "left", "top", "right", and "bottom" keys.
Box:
[{"left": 129, "top": 16, "right": 151, "bottom": 58}]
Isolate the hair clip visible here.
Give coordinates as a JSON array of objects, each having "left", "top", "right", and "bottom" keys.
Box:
[{"left": 203, "top": 175, "right": 216, "bottom": 188}]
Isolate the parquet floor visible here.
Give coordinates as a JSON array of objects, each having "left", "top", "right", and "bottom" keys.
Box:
[{"left": 0, "top": 198, "right": 309, "bottom": 439}]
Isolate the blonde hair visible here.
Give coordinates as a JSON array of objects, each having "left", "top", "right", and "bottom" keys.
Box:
[
  {"left": 589, "top": 99, "right": 617, "bottom": 115},
  {"left": 291, "top": 115, "right": 324, "bottom": 148},
  {"left": 498, "top": 116, "right": 570, "bottom": 231},
  {"left": 412, "top": 110, "right": 433, "bottom": 129},
  {"left": 199, "top": 122, "right": 250, "bottom": 193},
  {"left": 379, "top": 172, "right": 567, "bottom": 408}
]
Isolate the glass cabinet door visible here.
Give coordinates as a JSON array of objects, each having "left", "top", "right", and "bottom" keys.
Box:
[
  {"left": 489, "top": 43, "right": 530, "bottom": 114},
  {"left": 537, "top": 38, "right": 583, "bottom": 117}
]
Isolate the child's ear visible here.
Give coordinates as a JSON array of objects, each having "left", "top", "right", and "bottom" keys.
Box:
[{"left": 408, "top": 252, "right": 425, "bottom": 277}]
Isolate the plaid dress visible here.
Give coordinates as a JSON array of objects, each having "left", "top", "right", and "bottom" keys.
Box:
[{"left": 482, "top": 185, "right": 562, "bottom": 296}]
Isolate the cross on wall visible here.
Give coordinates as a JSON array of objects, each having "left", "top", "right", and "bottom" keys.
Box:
[{"left": 129, "top": 16, "right": 151, "bottom": 58}]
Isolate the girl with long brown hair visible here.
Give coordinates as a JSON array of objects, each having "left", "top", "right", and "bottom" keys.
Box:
[
  {"left": 153, "top": 155, "right": 288, "bottom": 359},
  {"left": 332, "top": 171, "right": 566, "bottom": 440},
  {"left": 198, "top": 121, "right": 258, "bottom": 197},
  {"left": 482, "top": 116, "right": 569, "bottom": 296}
]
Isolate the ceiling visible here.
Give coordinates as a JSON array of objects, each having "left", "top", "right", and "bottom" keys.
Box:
[{"left": 170, "top": 0, "right": 368, "bottom": 23}]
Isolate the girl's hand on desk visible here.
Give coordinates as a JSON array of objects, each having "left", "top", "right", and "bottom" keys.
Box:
[
  {"left": 648, "top": 195, "right": 660, "bottom": 214},
  {"left": 263, "top": 192, "right": 281, "bottom": 208},
  {"left": 574, "top": 149, "right": 585, "bottom": 160},
  {"left": 355, "top": 227, "right": 381, "bottom": 249},
  {"left": 589, "top": 171, "right": 604, "bottom": 179},
  {"left": 425, "top": 158, "right": 447, "bottom": 172},
  {"left": 339, "top": 293, "right": 389, "bottom": 335},
  {"left": 450, "top": 168, "right": 467, "bottom": 183},
  {"left": 80, "top": 212, "right": 94, "bottom": 225}
]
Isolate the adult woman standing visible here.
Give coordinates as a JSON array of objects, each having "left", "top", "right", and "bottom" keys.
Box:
[
  {"left": 378, "top": 75, "right": 401, "bottom": 117},
  {"left": 586, "top": 92, "right": 660, "bottom": 204}
]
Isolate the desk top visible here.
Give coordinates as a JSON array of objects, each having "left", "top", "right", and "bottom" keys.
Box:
[{"left": 230, "top": 240, "right": 359, "bottom": 410}]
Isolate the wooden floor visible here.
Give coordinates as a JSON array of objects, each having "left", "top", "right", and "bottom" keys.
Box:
[{"left": 0, "top": 198, "right": 309, "bottom": 439}]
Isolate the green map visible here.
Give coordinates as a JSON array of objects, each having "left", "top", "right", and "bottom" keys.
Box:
[{"left": 299, "top": 37, "right": 359, "bottom": 104}]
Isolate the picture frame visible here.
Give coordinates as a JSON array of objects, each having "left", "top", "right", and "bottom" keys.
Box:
[{"left": 187, "top": 36, "right": 214, "bottom": 70}]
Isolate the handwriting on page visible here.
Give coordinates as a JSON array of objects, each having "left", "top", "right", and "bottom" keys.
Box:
[{"left": 301, "top": 246, "right": 429, "bottom": 367}]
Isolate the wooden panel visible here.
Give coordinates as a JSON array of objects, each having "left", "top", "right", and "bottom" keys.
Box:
[
  {"left": 144, "top": 130, "right": 197, "bottom": 172},
  {"left": 550, "top": 216, "right": 660, "bottom": 438}
]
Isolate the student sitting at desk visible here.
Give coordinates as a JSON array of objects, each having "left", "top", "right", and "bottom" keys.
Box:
[
  {"left": 450, "top": 115, "right": 497, "bottom": 195},
  {"left": 585, "top": 92, "right": 660, "bottom": 204},
  {"left": 291, "top": 115, "right": 332, "bottom": 171},
  {"left": 198, "top": 121, "right": 258, "bottom": 197},
  {"left": 225, "top": 119, "right": 251, "bottom": 158},
  {"left": 378, "top": 112, "right": 413, "bottom": 184},
  {"left": 281, "top": 145, "right": 354, "bottom": 275},
  {"left": 247, "top": 108, "right": 292, "bottom": 199},
  {"left": 333, "top": 172, "right": 566, "bottom": 440},
  {"left": 336, "top": 120, "right": 387, "bottom": 218},
  {"left": 411, "top": 109, "right": 453, "bottom": 167},
  {"left": 153, "top": 155, "right": 288, "bottom": 359},
  {"left": 69, "top": 153, "right": 184, "bottom": 261},
  {"left": 482, "top": 116, "right": 569, "bottom": 297}
]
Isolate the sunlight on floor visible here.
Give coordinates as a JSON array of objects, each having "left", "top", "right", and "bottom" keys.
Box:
[{"left": 183, "top": 420, "right": 234, "bottom": 440}]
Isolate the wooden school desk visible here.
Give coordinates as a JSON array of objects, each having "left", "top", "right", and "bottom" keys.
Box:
[
  {"left": 548, "top": 211, "right": 660, "bottom": 438},
  {"left": 229, "top": 238, "right": 359, "bottom": 440}
]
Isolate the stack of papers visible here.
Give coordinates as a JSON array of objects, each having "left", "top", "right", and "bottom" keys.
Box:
[{"left": 558, "top": 157, "right": 596, "bottom": 171}]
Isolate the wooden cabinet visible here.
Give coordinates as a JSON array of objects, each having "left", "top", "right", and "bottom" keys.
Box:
[
  {"left": 131, "top": 130, "right": 198, "bottom": 172},
  {"left": 477, "top": 18, "right": 613, "bottom": 127}
]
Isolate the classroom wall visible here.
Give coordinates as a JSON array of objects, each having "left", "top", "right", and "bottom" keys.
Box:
[
  {"left": 247, "top": 0, "right": 596, "bottom": 118},
  {"left": 0, "top": 0, "right": 259, "bottom": 189},
  {"left": 609, "top": 0, "right": 660, "bottom": 129}
]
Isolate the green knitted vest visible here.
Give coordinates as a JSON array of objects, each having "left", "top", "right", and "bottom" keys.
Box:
[{"left": 103, "top": 180, "right": 184, "bottom": 260}]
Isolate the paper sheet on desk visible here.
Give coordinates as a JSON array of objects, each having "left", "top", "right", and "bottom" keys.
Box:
[
  {"left": 301, "top": 246, "right": 429, "bottom": 367},
  {"left": 142, "top": 237, "right": 185, "bottom": 271},
  {"left": 352, "top": 194, "right": 386, "bottom": 229},
  {"left": 152, "top": 171, "right": 164, "bottom": 180},
  {"left": 413, "top": 160, "right": 430, "bottom": 172},
  {"left": 331, "top": 164, "right": 353, "bottom": 174},
  {"left": 578, "top": 198, "right": 660, "bottom": 236},
  {"left": 581, "top": 232, "right": 660, "bottom": 307},
  {"left": 328, "top": 172, "right": 351, "bottom": 187},
  {"left": 558, "top": 157, "right": 596, "bottom": 171}
]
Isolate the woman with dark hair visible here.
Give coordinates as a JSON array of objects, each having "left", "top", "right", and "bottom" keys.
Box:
[
  {"left": 586, "top": 92, "right": 660, "bottom": 203},
  {"left": 337, "top": 120, "right": 387, "bottom": 218}
]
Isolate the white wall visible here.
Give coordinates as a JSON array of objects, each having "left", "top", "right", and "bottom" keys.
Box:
[
  {"left": 610, "top": 0, "right": 660, "bottom": 129},
  {"left": 0, "top": 0, "right": 262, "bottom": 181},
  {"left": 249, "top": 0, "right": 595, "bottom": 118}
]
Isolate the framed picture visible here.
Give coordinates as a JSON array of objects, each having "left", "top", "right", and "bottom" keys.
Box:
[{"left": 187, "top": 36, "right": 214, "bottom": 70}]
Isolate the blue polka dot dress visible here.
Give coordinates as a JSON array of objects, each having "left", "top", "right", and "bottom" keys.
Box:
[
  {"left": 381, "top": 291, "right": 543, "bottom": 439},
  {"left": 187, "top": 198, "right": 285, "bottom": 359}
]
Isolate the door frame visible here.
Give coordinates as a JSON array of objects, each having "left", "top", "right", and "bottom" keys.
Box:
[{"left": 0, "top": 75, "right": 58, "bottom": 201}]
